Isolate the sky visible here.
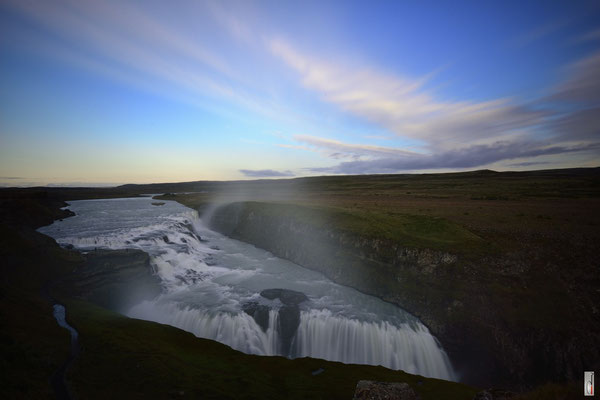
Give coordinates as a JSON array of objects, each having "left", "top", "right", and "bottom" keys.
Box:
[{"left": 1, "top": 0, "right": 599, "bottom": 186}]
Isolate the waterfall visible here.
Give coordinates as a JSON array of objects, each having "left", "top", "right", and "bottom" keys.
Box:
[
  {"left": 129, "top": 301, "right": 281, "bottom": 356},
  {"left": 295, "top": 309, "right": 455, "bottom": 380},
  {"left": 129, "top": 301, "right": 455, "bottom": 381},
  {"left": 40, "top": 197, "right": 457, "bottom": 382}
]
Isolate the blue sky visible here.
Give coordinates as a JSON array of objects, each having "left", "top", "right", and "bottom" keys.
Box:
[{"left": 1, "top": 0, "right": 599, "bottom": 185}]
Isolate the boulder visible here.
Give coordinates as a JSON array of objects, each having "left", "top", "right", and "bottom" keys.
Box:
[
  {"left": 259, "top": 288, "right": 309, "bottom": 356},
  {"left": 240, "top": 288, "right": 310, "bottom": 356},
  {"left": 472, "top": 388, "right": 515, "bottom": 400},
  {"left": 259, "top": 288, "right": 308, "bottom": 305},
  {"left": 353, "top": 380, "right": 420, "bottom": 400},
  {"left": 278, "top": 304, "right": 301, "bottom": 356},
  {"left": 242, "top": 302, "right": 270, "bottom": 332}
]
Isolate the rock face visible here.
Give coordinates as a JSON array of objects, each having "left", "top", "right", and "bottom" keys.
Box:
[
  {"left": 242, "top": 302, "right": 270, "bottom": 332},
  {"left": 261, "top": 288, "right": 308, "bottom": 356},
  {"left": 69, "top": 249, "right": 162, "bottom": 312},
  {"left": 472, "top": 388, "right": 516, "bottom": 400},
  {"left": 352, "top": 380, "right": 420, "bottom": 400},
  {"left": 242, "top": 288, "right": 309, "bottom": 356},
  {"left": 260, "top": 288, "right": 308, "bottom": 305}
]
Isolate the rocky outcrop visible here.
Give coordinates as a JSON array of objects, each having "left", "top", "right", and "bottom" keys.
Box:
[
  {"left": 68, "top": 249, "right": 162, "bottom": 312},
  {"left": 472, "top": 388, "right": 515, "bottom": 400},
  {"left": 242, "top": 302, "right": 271, "bottom": 332},
  {"left": 242, "top": 288, "right": 309, "bottom": 356},
  {"left": 260, "top": 288, "right": 308, "bottom": 305},
  {"left": 353, "top": 380, "right": 420, "bottom": 400}
]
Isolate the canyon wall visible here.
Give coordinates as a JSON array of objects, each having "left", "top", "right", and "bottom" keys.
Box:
[{"left": 207, "top": 201, "right": 598, "bottom": 387}]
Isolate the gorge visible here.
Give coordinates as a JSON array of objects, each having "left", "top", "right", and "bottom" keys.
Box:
[{"left": 39, "top": 197, "right": 457, "bottom": 381}]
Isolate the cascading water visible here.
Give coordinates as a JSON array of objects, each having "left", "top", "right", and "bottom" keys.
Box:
[
  {"left": 129, "top": 302, "right": 281, "bottom": 356},
  {"left": 295, "top": 309, "right": 452, "bottom": 378},
  {"left": 39, "top": 197, "right": 457, "bottom": 381}
]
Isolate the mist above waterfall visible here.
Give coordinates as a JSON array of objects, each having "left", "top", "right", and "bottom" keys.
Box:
[{"left": 196, "top": 177, "right": 306, "bottom": 223}]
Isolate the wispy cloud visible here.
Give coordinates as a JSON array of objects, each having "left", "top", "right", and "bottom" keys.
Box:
[
  {"left": 3, "top": 0, "right": 288, "bottom": 121},
  {"left": 549, "top": 51, "right": 600, "bottom": 105},
  {"left": 309, "top": 141, "right": 599, "bottom": 174},
  {"left": 294, "top": 135, "right": 420, "bottom": 160},
  {"left": 272, "top": 38, "right": 600, "bottom": 173},
  {"left": 270, "top": 38, "right": 547, "bottom": 150},
  {"left": 7, "top": 1, "right": 231, "bottom": 93},
  {"left": 507, "top": 161, "right": 551, "bottom": 167},
  {"left": 546, "top": 50, "right": 600, "bottom": 144},
  {"left": 239, "top": 169, "right": 295, "bottom": 178}
]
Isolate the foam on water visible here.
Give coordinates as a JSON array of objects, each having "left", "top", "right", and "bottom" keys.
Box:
[{"left": 39, "top": 197, "right": 456, "bottom": 381}]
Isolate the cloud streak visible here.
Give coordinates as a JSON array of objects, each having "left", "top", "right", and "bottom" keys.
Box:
[
  {"left": 270, "top": 39, "right": 547, "bottom": 150},
  {"left": 309, "top": 141, "right": 599, "bottom": 174},
  {"left": 545, "top": 51, "right": 600, "bottom": 145},
  {"left": 549, "top": 51, "right": 600, "bottom": 106},
  {"left": 293, "top": 135, "right": 420, "bottom": 160},
  {"left": 272, "top": 38, "right": 599, "bottom": 173},
  {"left": 239, "top": 169, "right": 295, "bottom": 178},
  {"left": 4, "top": 0, "right": 290, "bottom": 121}
]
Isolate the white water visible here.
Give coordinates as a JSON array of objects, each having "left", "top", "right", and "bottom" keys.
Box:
[{"left": 39, "top": 197, "right": 456, "bottom": 381}]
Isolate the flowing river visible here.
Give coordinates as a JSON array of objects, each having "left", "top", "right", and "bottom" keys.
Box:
[{"left": 39, "top": 197, "right": 456, "bottom": 381}]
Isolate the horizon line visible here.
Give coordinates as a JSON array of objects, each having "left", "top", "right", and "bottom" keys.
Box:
[{"left": 1, "top": 165, "right": 598, "bottom": 190}]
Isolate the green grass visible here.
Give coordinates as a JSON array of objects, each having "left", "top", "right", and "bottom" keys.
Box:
[{"left": 219, "top": 201, "right": 487, "bottom": 254}]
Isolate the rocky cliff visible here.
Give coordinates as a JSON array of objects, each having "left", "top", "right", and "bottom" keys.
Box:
[
  {"left": 66, "top": 249, "right": 162, "bottom": 313},
  {"left": 206, "top": 201, "right": 599, "bottom": 388}
]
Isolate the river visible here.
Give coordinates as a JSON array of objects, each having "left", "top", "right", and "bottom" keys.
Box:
[{"left": 39, "top": 197, "right": 456, "bottom": 381}]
